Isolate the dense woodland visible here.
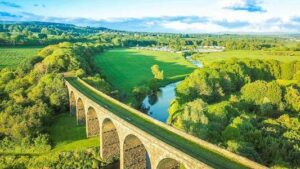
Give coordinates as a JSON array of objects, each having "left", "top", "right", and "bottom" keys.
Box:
[
  {"left": 0, "top": 22, "right": 299, "bottom": 168},
  {"left": 168, "top": 59, "right": 300, "bottom": 168}
]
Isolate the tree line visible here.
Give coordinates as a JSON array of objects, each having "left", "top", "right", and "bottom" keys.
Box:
[{"left": 1, "top": 22, "right": 299, "bottom": 52}]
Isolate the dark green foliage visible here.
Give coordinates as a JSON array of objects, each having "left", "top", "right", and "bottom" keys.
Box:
[
  {"left": 38, "top": 42, "right": 103, "bottom": 73},
  {"left": 176, "top": 59, "right": 300, "bottom": 105},
  {"left": 284, "top": 86, "right": 300, "bottom": 113},
  {"left": 222, "top": 114, "right": 254, "bottom": 141},
  {"left": 179, "top": 99, "right": 209, "bottom": 138},
  {"left": 82, "top": 74, "right": 112, "bottom": 94},
  {"left": 132, "top": 85, "right": 150, "bottom": 107},
  {"left": 169, "top": 59, "right": 300, "bottom": 168},
  {"left": 205, "top": 101, "right": 239, "bottom": 142},
  {"left": 0, "top": 148, "right": 112, "bottom": 169},
  {"left": 258, "top": 115, "right": 300, "bottom": 167},
  {"left": 0, "top": 22, "right": 113, "bottom": 46},
  {"left": 46, "top": 148, "right": 103, "bottom": 169},
  {"left": 241, "top": 80, "right": 283, "bottom": 115}
]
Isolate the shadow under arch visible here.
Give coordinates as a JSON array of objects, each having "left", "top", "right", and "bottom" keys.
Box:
[
  {"left": 157, "top": 158, "right": 185, "bottom": 169},
  {"left": 69, "top": 91, "right": 76, "bottom": 115},
  {"left": 76, "top": 98, "right": 85, "bottom": 125},
  {"left": 86, "top": 107, "right": 99, "bottom": 137},
  {"left": 123, "top": 134, "right": 151, "bottom": 169},
  {"left": 101, "top": 118, "right": 120, "bottom": 163}
]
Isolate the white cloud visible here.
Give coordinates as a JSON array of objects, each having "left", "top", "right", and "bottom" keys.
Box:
[
  {"left": 161, "top": 21, "right": 225, "bottom": 33},
  {"left": 221, "top": 0, "right": 265, "bottom": 12},
  {"left": 160, "top": 16, "right": 300, "bottom": 33}
]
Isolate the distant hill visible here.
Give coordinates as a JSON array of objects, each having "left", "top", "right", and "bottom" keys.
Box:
[{"left": 0, "top": 21, "right": 119, "bottom": 35}]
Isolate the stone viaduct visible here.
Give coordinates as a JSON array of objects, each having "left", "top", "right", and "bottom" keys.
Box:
[{"left": 65, "top": 78, "right": 267, "bottom": 169}]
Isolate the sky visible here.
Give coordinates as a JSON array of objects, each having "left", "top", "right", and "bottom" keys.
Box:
[{"left": 0, "top": 0, "right": 299, "bottom": 33}]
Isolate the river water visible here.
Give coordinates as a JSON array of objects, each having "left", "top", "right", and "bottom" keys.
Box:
[
  {"left": 142, "top": 82, "right": 179, "bottom": 122},
  {"left": 142, "top": 57, "right": 203, "bottom": 122},
  {"left": 186, "top": 56, "right": 203, "bottom": 68}
]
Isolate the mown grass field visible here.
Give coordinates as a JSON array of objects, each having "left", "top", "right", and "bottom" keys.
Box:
[
  {"left": 49, "top": 113, "right": 99, "bottom": 152},
  {"left": 0, "top": 47, "right": 41, "bottom": 68},
  {"left": 94, "top": 48, "right": 196, "bottom": 93},
  {"left": 195, "top": 50, "right": 300, "bottom": 65}
]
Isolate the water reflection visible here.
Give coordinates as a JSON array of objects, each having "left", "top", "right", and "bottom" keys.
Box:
[
  {"left": 148, "top": 92, "right": 160, "bottom": 105},
  {"left": 142, "top": 82, "right": 179, "bottom": 122}
]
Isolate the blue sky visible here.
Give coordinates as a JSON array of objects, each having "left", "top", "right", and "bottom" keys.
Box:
[{"left": 0, "top": 0, "right": 299, "bottom": 33}]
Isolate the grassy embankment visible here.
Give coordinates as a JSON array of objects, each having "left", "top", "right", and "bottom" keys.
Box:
[
  {"left": 0, "top": 47, "right": 41, "bottom": 68},
  {"left": 94, "top": 48, "right": 196, "bottom": 94},
  {"left": 48, "top": 113, "right": 99, "bottom": 152}
]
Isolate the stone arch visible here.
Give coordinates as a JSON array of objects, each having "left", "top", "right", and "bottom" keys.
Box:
[
  {"left": 69, "top": 91, "right": 76, "bottom": 115},
  {"left": 76, "top": 98, "right": 85, "bottom": 125},
  {"left": 123, "top": 134, "right": 151, "bottom": 169},
  {"left": 101, "top": 118, "right": 120, "bottom": 162},
  {"left": 156, "top": 158, "right": 184, "bottom": 169},
  {"left": 86, "top": 107, "right": 99, "bottom": 137}
]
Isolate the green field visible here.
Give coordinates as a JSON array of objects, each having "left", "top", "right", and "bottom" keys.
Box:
[
  {"left": 195, "top": 50, "right": 300, "bottom": 64},
  {"left": 49, "top": 113, "right": 99, "bottom": 152},
  {"left": 94, "top": 49, "right": 196, "bottom": 93},
  {"left": 0, "top": 47, "right": 41, "bottom": 68}
]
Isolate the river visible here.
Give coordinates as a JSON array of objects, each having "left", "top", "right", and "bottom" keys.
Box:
[{"left": 142, "top": 57, "right": 203, "bottom": 122}]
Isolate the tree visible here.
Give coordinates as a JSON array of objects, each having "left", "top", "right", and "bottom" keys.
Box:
[
  {"left": 222, "top": 115, "right": 254, "bottom": 141},
  {"left": 260, "top": 97, "right": 274, "bottom": 115},
  {"left": 82, "top": 75, "right": 111, "bottom": 93},
  {"left": 177, "top": 99, "right": 209, "bottom": 137},
  {"left": 151, "top": 64, "right": 164, "bottom": 80},
  {"left": 241, "top": 80, "right": 282, "bottom": 107},
  {"left": 132, "top": 85, "right": 150, "bottom": 102},
  {"left": 168, "top": 100, "right": 181, "bottom": 118},
  {"left": 112, "top": 37, "right": 121, "bottom": 46},
  {"left": 182, "top": 99, "right": 208, "bottom": 124},
  {"left": 38, "top": 33, "right": 47, "bottom": 39},
  {"left": 41, "top": 28, "right": 50, "bottom": 34},
  {"left": 284, "top": 86, "right": 300, "bottom": 113}
]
